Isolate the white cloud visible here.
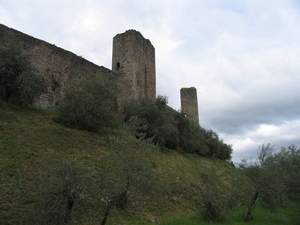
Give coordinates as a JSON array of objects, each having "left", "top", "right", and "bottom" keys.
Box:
[
  {"left": 76, "top": 10, "right": 104, "bottom": 32},
  {"left": 225, "top": 120, "right": 300, "bottom": 162},
  {"left": 230, "top": 137, "right": 257, "bottom": 162},
  {"left": 251, "top": 124, "right": 279, "bottom": 138},
  {"left": 144, "top": 28, "right": 186, "bottom": 61}
]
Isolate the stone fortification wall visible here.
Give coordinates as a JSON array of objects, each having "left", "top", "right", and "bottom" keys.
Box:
[
  {"left": 1, "top": 24, "right": 201, "bottom": 126},
  {"left": 0, "top": 24, "right": 115, "bottom": 109},
  {"left": 180, "top": 87, "right": 199, "bottom": 123},
  {"left": 112, "top": 30, "right": 156, "bottom": 102}
]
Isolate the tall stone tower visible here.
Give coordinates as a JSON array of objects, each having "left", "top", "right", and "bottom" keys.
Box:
[
  {"left": 180, "top": 87, "right": 199, "bottom": 123},
  {"left": 112, "top": 30, "right": 156, "bottom": 102}
]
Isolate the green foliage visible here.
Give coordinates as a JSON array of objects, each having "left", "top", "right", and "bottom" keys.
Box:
[
  {"left": 271, "top": 145, "right": 300, "bottom": 200},
  {"left": 103, "top": 136, "right": 157, "bottom": 196},
  {"left": 238, "top": 144, "right": 287, "bottom": 221},
  {"left": 176, "top": 111, "right": 208, "bottom": 155},
  {"left": 192, "top": 165, "right": 235, "bottom": 222},
  {"left": 203, "top": 129, "right": 233, "bottom": 160},
  {"left": 125, "top": 115, "right": 149, "bottom": 139},
  {"left": 123, "top": 95, "right": 179, "bottom": 149},
  {"left": 97, "top": 135, "right": 162, "bottom": 225},
  {"left": 7, "top": 103, "right": 299, "bottom": 224},
  {"left": 33, "top": 160, "right": 93, "bottom": 224},
  {"left": 160, "top": 200, "right": 300, "bottom": 225},
  {"left": 57, "top": 75, "right": 118, "bottom": 132},
  {"left": 159, "top": 215, "right": 201, "bottom": 225},
  {"left": 123, "top": 95, "right": 232, "bottom": 160},
  {"left": 0, "top": 44, "right": 48, "bottom": 106}
]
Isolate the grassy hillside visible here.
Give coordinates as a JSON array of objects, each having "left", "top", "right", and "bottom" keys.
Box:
[{"left": 0, "top": 101, "right": 281, "bottom": 224}]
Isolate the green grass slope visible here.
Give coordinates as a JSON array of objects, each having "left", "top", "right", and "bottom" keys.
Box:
[{"left": 0, "top": 101, "right": 251, "bottom": 224}]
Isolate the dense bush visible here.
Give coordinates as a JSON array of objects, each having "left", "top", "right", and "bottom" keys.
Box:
[
  {"left": 123, "top": 95, "right": 232, "bottom": 160},
  {"left": 123, "top": 95, "right": 179, "bottom": 149},
  {"left": 203, "top": 129, "right": 233, "bottom": 160},
  {"left": 57, "top": 75, "right": 118, "bottom": 132},
  {"left": 176, "top": 111, "right": 209, "bottom": 155},
  {"left": 0, "top": 44, "right": 48, "bottom": 106}
]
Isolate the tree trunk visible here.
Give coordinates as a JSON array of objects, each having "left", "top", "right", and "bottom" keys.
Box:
[
  {"left": 65, "top": 197, "right": 74, "bottom": 224},
  {"left": 246, "top": 190, "right": 259, "bottom": 221},
  {"left": 101, "top": 202, "right": 112, "bottom": 225},
  {"left": 100, "top": 190, "right": 128, "bottom": 225}
]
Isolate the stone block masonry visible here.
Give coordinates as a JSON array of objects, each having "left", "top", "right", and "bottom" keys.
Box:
[
  {"left": 1, "top": 23, "right": 200, "bottom": 123},
  {"left": 112, "top": 30, "right": 156, "bottom": 102},
  {"left": 0, "top": 25, "right": 156, "bottom": 110},
  {"left": 0, "top": 24, "right": 116, "bottom": 109},
  {"left": 180, "top": 87, "right": 199, "bottom": 124}
]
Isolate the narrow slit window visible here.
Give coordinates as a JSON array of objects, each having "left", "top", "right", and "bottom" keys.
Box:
[{"left": 116, "top": 62, "right": 120, "bottom": 71}]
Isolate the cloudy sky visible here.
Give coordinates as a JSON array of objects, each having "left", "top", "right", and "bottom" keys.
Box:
[{"left": 1, "top": 0, "right": 300, "bottom": 162}]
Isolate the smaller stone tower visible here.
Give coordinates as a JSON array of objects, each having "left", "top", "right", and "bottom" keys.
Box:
[
  {"left": 112, "top": 30, "right": 156, "bottom": 102},
  {"left": 180, "top": 87, "right": 199, "bottom": 123}
]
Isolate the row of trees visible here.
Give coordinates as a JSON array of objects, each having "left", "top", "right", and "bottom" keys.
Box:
[
  {"left": 30, "top": 143, "right": 300, "bottom": 224},
  {"left": 191, "top": 144, "right": 300, "bottom": 223},
  {"left": 57, "top": 75, "right": 232, "bottom": 161},
  {"left": 123, "top": 96, "right": 232, "bottom": 160}
]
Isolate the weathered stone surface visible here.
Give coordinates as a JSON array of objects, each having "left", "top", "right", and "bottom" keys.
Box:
[
  {"left": 1, "top": 24, "right": 201, "bottom": 121},
  {"left": 0, "top": 24, "right": 116, "bottom": 109},
  {"left": 180, "top": 87, "right": 199, "bottom": 123},
  {"left": 112, "top": 30, "right": 156, "bottom": 102}
]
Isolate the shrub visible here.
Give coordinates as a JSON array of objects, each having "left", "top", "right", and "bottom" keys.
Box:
[
  {"left": 123, "top": 95, "right": 179, "bottom": 148},
  {"left": 204, "top": 129, "right": 232, "bottom": 160},
  {"left": 0, "top": 44, "right": 48, "bottom": 106},
  {"left": 34, "top": 161, "right": 93, "bottom": 224},
  {"left": 176, "top": 111, "right": 208, "bottom": 156},
  {"left": 123, "top": 95, "right": 232, "bottom": 160},
  {"left": 57, "top": 75, "right": 118, "bottom": 132},
  {"left": 193, "top": 165, "right": 233, "bottom": 222}
]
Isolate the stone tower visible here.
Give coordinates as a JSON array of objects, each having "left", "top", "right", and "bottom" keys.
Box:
[
  {"left": 112, "top": 30, "right": 156, "bottom": 101},
  {"left": 180, "top": 87, "right": 199, "bottom": 123}
]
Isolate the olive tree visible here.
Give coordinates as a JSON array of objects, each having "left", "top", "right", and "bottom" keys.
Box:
[
  {"left": 0, "top": 44, "right": 48, "bottom": 105},
  {"left": 192, "top": 164, "right": 235, "bottom": 222},
  {"left": 176, "top": 111, "right": 209, "bottom": 156},
  {"left": 57, "top": 75, "right": 118, "bottom": 132},
  {"left": 239, "top": 144, "right": 286, "bottom": 221},
  {"left": 97, "top": 135, "right": 162, "bottom": 225},
  {"left": 123, "top": 95, "right": 179, "bottom": 148},
  {"left": 34, "top": 161, "right": 93, "bottom": 224},
  {"left": 271, "top": 145, "right": 300, "bottom": 200}
]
